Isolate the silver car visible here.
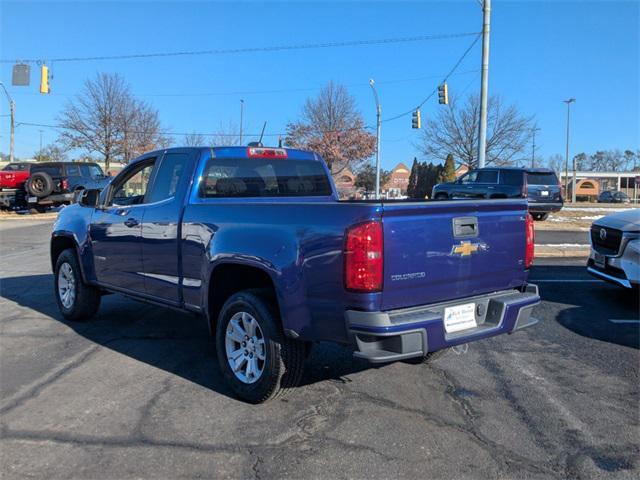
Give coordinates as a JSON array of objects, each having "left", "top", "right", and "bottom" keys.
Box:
[{"left": 588, "top": 209, "right": 640, "bottom": 289}]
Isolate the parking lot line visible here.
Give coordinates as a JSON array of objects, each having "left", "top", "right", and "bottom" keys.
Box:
[{"left": 533, "top": 279, "right": 601, "bottom": 283}]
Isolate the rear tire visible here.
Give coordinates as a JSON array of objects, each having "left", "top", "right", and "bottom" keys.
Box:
[
  {"left": 54, "top": 249, "right": 101, "bottom": 321},
  {"left": 215, "top": 290, "right": 306, "bottom": 403}
]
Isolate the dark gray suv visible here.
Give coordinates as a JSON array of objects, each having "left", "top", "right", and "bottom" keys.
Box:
[{"left": 432, "top": 167, "right": 563, "bottom": 220}]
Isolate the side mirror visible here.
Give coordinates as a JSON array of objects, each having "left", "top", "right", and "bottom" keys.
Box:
[{"left": 76, "top": 189, "right": 100, "bottom": 207}]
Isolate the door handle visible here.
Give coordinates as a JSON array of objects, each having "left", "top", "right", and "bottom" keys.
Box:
[{"left": 124, "top": 218, "right": 139, "bottom": 228}]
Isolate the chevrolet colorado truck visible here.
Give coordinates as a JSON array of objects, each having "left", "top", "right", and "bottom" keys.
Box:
[{"left": 51, "top": 146, "right": 540, "bottom": 403}]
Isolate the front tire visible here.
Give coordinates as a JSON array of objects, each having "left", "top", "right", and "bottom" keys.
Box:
[
  {"left": 54, "top": 249, "right": 101, "bottom": 321},
  {"left": 531, "top": 213, "right": 549, "bottom": 221},
  {"left": 215, "top": 290, "right": 306, "bottom": 403}
]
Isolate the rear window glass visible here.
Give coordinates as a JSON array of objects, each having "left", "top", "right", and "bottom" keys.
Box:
[
  {"left": 501, "top": 170, "right": 523, "bottom": 185},
  {"left": 31, "top": 165, "right": 62, "bottom": 176},
  {"left": 200, "top": 158, "right": 332, "bottom": 198},
  {"left": 526, "top": 172, "right": 558, "bottom": 186}
]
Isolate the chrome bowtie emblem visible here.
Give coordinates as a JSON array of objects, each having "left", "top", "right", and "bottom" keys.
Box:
[{"left": 599, "top": 228, "right": 607, "bottom": 241}]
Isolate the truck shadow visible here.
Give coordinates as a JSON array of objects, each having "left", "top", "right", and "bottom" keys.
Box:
[{"left": 0, "top": 274, "right": 377, "bottom": 400}]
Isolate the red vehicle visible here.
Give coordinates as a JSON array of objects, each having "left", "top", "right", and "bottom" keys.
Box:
[{"left": 0, "top": 162, "right": 32, "bottom": 209}]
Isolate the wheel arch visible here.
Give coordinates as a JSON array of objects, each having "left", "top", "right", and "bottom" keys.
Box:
[
  {"left": 205, "top": 262, "right": 282, "bottom": 336},
  {"left": 51, "top": 233, "right": 88, "bottom": 283}
]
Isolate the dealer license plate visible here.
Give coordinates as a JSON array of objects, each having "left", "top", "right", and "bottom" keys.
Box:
[
  {"left": 444, "top": 303, "right": 477, "bottom": 333},
  {"left": 28, "top": 196, "right": 37, "bottom": 203},
  {"left": 594, "top": 252, "right": 606, "bottom": 269}
]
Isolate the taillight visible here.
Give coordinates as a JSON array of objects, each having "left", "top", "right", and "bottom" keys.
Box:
[
  {"left": 344, "top": 221, "right": 383, "bottom": 292},
  {"left": 522, "top": 177, "right": 528, "bottom": 197},
  {"left": 61, "top": 179, "right": 69, "bottom": 190},
  {"left": 525, "top": 214, "right": 535, "bottom": 268}
]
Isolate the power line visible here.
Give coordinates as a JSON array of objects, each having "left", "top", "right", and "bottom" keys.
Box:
[
  {"left": 382, "top": 33, "right": 482, "bottom": 123},
  {"left": 2, "top": 32, "right": 480, "bottom": 64},
  {"left": 15, "top": 121, "right": 370, "bottom": 139}
]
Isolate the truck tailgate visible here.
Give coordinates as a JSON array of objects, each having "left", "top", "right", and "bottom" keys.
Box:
[{"left": 380, "top": 200, "right": 529, "bottom": 311}]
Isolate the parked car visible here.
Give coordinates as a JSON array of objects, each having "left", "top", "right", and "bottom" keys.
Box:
[
  {"left": 587, "top": 209, "right": 639, "bottom": 289},
  {"left": 0, "top": 162, "right": 32, "bottom": 209},
  {"left": 432, "top": 167, "right": 563, "bottom": 220},
  {"left": 597, "top": 190, "right": 631, "bottom": 204},
  {"left": 26, "top": 162, "right": 110, "bottom": 211},
  {"left": 51, "top": 146, "right": 540, "bottom": 403}
]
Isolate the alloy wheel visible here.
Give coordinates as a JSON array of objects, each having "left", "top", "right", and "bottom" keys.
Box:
[
  {"left": 225, "top": 311, "right": 266, "bottom": 384},
  {"left": 57, "top": 262, "right": 76, "bottom": 309}
]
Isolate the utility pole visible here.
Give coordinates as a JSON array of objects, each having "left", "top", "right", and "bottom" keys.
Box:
[
  {"left": 531, "top": 126, "right": 540, "bottom": 168},
  {"left": 239, "top": 99, "right": 244, "bottom": 145},
  {"left": 369, "top": 79, "right": 381, "bottom": 199},
  {"left": 477, "top": 0, "right": 491, "bottom": 168},
  {"left": 563, "top": 98, "right": 576, "bottom": 202},
  {"left": 0, "top": 82, "right": 15, "bottom": 163}
]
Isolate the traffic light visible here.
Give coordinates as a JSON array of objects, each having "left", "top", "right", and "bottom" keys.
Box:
[
  {"left": 438, "top": 83, "right": 448, "bottom": 105},
  {"left": 411, "top": 108, "right": 421, "bottom": 129},
  {"left": 40, "top": 65, "right": 50, "bottom": 94}
]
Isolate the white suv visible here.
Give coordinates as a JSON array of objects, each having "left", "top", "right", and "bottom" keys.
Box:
[{"left": 588, "top": 209, "right": 640, "bottom": 289}]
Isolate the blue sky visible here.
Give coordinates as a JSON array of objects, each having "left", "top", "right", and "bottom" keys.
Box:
[{"left": 1, "top": 1, "right": 638, "bottom": 169}]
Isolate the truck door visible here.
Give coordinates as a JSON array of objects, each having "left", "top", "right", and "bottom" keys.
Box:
[
  {"left": 90, "top": 158, "right": 157, "bottom": 293},
  {"left": 140, "top": 149, "right": 197, "bottom": 303}
]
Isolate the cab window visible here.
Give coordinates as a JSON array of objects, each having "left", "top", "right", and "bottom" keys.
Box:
[
  {"left": 110, "top": 160, "right": 156, "bottom": 206},
  {"left": 146, "top": 153, "right": 190, "bottom": 204}
]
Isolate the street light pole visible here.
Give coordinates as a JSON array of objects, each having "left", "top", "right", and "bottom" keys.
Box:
[
  {"left": 477, "top": 0, "right": 491, "bottom": 168},
  {"left": 531, "top": 126, "right": 540, "bottom": 168},
  {"left": 0, "top": 82, "right": 15, "bottom": 163},
  {"left": 563, "top": 98, "right": 576, "bottom": 202},
  {"left": 239, "top": 99, "right": 244, "bottom": 145},
  {"left": 369, "top": 79, "right": 381, "bottom": 199}
]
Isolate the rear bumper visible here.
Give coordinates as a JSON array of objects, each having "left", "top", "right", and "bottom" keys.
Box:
[
  {"left": 28, "top": 193, "right": 73, "bottom": 205},
  {"left": 528, "top": 202, "right": 563, "bottom": 213},
  {"left": 346, "top": 284, "right": 540, "bottom": 363}
]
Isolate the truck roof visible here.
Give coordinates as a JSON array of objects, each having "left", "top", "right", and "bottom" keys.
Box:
[{"left": 137, "top": 146, "right": 321, "bottom": 163}]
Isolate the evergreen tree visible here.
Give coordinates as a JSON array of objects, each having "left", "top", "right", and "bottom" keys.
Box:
[
  {"left": 407, "top": 158, "right": 419, "bottom": 198},
  {"left": 441, "top": 154, "right": 456, "bottom": 182}
]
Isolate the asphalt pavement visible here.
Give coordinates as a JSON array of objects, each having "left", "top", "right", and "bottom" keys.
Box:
[
  {"left": 1, "top": 219, "right": 638, "bottom": 479},
  {"left": 536, "top": 230, "right": 590, "bottom": 246}
]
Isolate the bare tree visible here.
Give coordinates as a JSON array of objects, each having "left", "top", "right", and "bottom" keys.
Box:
[
  {"left": 58, "top": 73, "right": 167, "bottom": 170},
  {"left": 285, "top": 81, "right": 376, "bottom": 175},
  {"left": 182, "top": 131, "right": 206, "bottom": 146},
  {"left": 545, "top": 154, "right": 564, "bottom": 175},
  {"left": 35, "top": 143, "right": 68, "bottom": 162},
  {"left": 419, "top": 95, "right": 534, "bottom": 168},
  {"left": 211, "top": 121, "right": 241, "bottom": 146}
]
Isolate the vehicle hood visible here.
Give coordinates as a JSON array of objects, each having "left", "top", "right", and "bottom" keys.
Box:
[{"left": 594, "top": 209, "right": 640, "bottom": 232}]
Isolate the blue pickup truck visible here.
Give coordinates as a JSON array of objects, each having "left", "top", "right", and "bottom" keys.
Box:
[{"left": 51, "top": 146, "right": 540, "bottom": 403}]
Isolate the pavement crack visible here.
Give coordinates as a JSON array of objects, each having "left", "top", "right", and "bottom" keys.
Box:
[{"left": 0, "top": 345, "right": 101, "bottom": 416}]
